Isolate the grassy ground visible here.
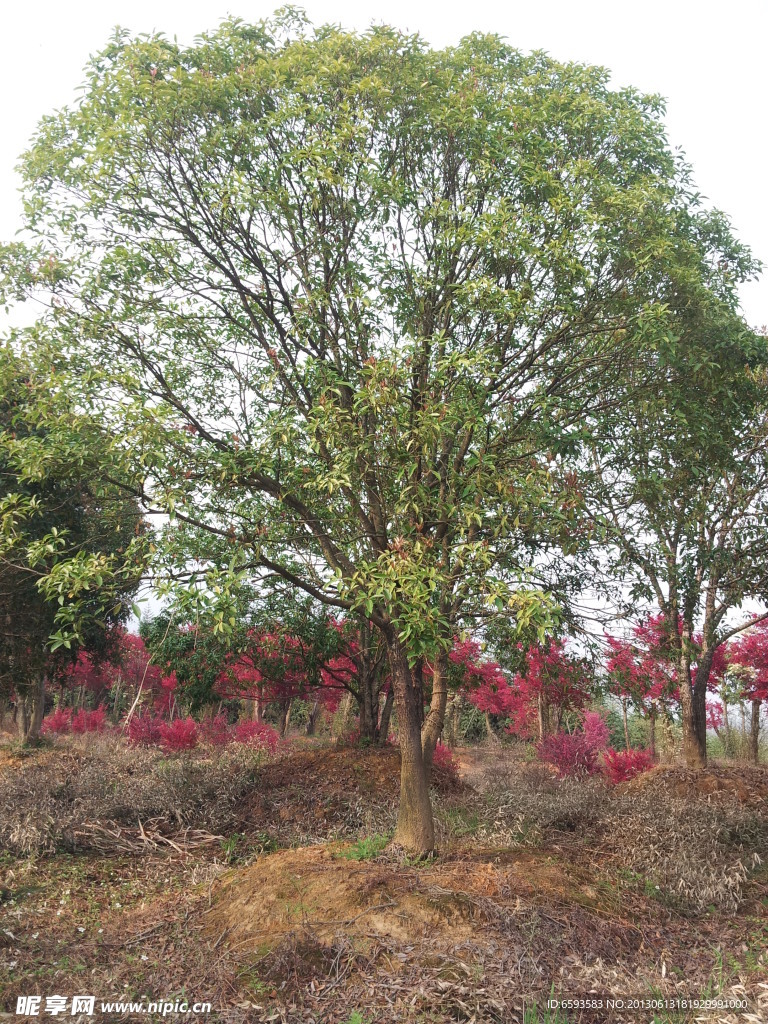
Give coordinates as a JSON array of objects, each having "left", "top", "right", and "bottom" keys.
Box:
[{"left": 1, "top": 736, "right": 767, "bottom": 1023}]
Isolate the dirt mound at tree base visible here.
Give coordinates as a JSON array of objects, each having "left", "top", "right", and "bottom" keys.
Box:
[
  {"left": 236, "top": 744, "right": 466, "bottom": 840},
  {"left": 623, "top": 763, "right": 768, "bottom": 812},
  {"left": 201, "top": 842, "right": 647, "bottom": 966},
  {"left": 202, "top": 845, "right": 478, "bottom": 951}
]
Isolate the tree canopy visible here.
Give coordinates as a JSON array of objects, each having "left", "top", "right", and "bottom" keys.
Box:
[
  {"left": 1, "top": 14, "right": 764, "bottom": 847},
  {"left": 0, "top": 344, "right": 147, "bottom": 740}
]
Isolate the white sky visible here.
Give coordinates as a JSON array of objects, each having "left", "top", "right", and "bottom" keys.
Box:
[{"left": 1, "top": 0, "right": 766, "bottom": 329}]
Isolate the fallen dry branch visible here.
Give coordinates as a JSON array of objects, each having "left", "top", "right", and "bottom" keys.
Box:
[{"left": 72, "top": 819, "right": 226, "bottom": 856}]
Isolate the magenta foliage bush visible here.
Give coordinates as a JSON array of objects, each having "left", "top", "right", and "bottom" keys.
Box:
[
  {"left": 602, "top": 747, "right": 654, "bottom": 784},
  {"left": 580, "top": 710, "right": 610, "bottom": 752},
  {"left": 158, "top": 717, "right": 199, "bottom": 752},
  {"left": 537, "top": 730, "right": 603, "bottom": 776},
  {"left": 70, "top": 707, "right": 107, "bottom": 734},
  {"left": 432, "top": 741, "right": 459, "bottom": 777},
  {"left": 232, "top": 720, "right": 280, "bottom": 752},
  {"left": 537, "top": 709, "right": 610, "bottom": 777},
  {"left": 126, "top": 711, "right": 165, "bottom": 748},
  {"left": 40, "top": 707, "right": 73, "bottom": 735},
  {"left": 199, "top": 713, "right": 230, "bottom": 746},
  {"left": 42, "top": 706, "right": 107, "bottom": 735}
]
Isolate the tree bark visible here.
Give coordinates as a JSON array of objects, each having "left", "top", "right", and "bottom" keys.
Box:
[
  {"left": 622, "top": 698, "right": 631, "bottom": 750},
  {"left": 537, "top": 691, "right": 551, "bottom": 742},
  {"left": 17, "top": 674, "right": 46, "bottom": 744},
  {"left": 679, "top": 682, "right": 706, "bottom": 768},
  {"left": 277, "top": 698, "right": 292, "bottom": 739},
  {"left": 387, "top": 634, "right": 434, "bottom": 855},
  {"left": 750, "top": 699, "right": 761, "bottom": 764},
  {"left": 333, "top": 692, "right": 356, "bottom": 741},
  {"left": 443, "top": 691, "right": 464, "bottom": 747},
  {"left": 720, "top": 680, "right": 732, "bottom": 757},
  {"left": 304, "top": 700, "right": 320, "bottom": 736},
  {"left": 648, "top": 704, "right": 656, "bottom": 761},
  {"left": 421, "top": 651, "right": 448, "bottom": 784},
  {"left": 377, "top": 684, "right": 394, "bottom": 745},
  {"left": 678, "top": 635, "right": 707, "bottom": 768}
]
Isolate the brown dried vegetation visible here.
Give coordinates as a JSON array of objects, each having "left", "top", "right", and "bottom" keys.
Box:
[{"left": 1, "top": 739, "right": 768, "bottom": 1023}]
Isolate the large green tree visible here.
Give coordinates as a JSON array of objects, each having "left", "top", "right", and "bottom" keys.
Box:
[{"left": 1, "top": 15, "right": 742, "bottom": 848}]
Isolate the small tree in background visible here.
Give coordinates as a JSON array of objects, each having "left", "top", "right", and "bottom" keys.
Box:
[{"left": 0, "top": 346, "right": 147, "bottom": 742}]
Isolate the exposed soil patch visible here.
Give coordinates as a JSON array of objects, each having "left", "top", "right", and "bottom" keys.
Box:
[
  {"left": 203, "top": 845, "right": 477, "bottom": 950},
  {"left": 235, "top": 744, "right": 466, "bottom": 842}
]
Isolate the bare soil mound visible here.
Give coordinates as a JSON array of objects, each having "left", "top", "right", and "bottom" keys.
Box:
[
  {"left": 624, "top": 762, "right": 768, "bottom": 812},
  {"left": 236, "top": 744, "right": 467, "bottom": 838},
  {"left": 203, "top": 845, "right": 480, "bottom": 952},
  {"left": 202, "top": 841, "right": 644, "bottom": 966}
]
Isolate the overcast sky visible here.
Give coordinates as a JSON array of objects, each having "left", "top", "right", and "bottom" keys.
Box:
[{"left": 1, "top": 0, "right": 766, "bottom": 328}]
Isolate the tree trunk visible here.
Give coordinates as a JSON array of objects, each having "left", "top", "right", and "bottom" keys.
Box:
[
  {"left": 537, "top": 691, "right": 551, "bottom": 741},
  {"left": 648, "top": 704, "right": 656, "bottom": 761},
  {"left": 360, "top": 665, "right": 376, "bottom": 742},
  {"left": 377, "top": 685, "right": 394, "bottom": 745},
  {"left": 721, "top": 680, "right": 732, "bottom": 757},
  {"left": 485, "top": 711, "right": 500, "bottom": 745},
  {"left": 17, "top": 674, "right": 46, "bottom": 744},
  {"left": 678, "top": 640, "right": 707, "bottom": 768},
  {"left": 387, "top": 634, "right": 434, "bottom": 855},
  {"left": 443, "top": 692, "right": 464, "bottom": 747},
  {"left": 679, "top": 683, "right": 706, "bottom": 768},
  {"left": 622, "top": 698, "right": 631, "bottom": 750},
  {"left": 333, "top": 692, "right": 356, "bottom": 740},
  {"left": 750, "top": 699, "right": 761, "bottom": 764},
  {"left": 277, "top": 698, "right": 292, "bottom": 739},
  {"left": 305, "top": 700, "right": 320, "bottom": 736},
  {"left": 421, "top": 652, "right": 448, "bottom": 784}
]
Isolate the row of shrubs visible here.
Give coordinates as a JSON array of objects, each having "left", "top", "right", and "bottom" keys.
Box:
[
  {"left": 537, "top": 711, "right": 654, "bottom": 783},
  {"left": 39, "top": 705, "right": 651, "bottom": 782},
  {"left": 40, "top": 707, "right": 281, "bottom": 754}
]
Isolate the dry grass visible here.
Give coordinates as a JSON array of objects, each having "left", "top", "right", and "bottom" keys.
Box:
[
  {"left": 0, "top": 735, "right": 267, "bottom": 856},
  {"left": 2, "top": 739, "right": 768, "bottom": 1022}
]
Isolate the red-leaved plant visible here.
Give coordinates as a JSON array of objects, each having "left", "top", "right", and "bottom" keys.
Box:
[
  {"left": 232, "top": 720, "right": 280, "bottom": 752},
  {"left": 40, "top": 707, "right": 73, "bottom": 735},
  {"left": 70, "top": 707, "right": 107, "bottom": 734},
  {"left": 159, "top": 717, "right": 199, "bottom": 752},
  {"left": 432, "top": 741, "right": 459, "bottom": 779},
  {"left": 126, "top": 712, "right": 165, "bottom": 748},
  {"left": 537, "top": 710, "right": 610, "bottom": 776},
  {"left": 602, "top": 747, "right": 654, "bottom": 784},
  {"left": 537, "top": 731, "right": 602, "bottom": 776},
  {"left": 199, "top": 713, "right": 230, "bottom": 746}
]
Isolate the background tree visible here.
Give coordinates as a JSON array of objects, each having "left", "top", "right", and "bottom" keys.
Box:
[
  {"left": 605, "top": 614, "right": 679, "bottom": 757},
  {"left": 586, "top": 315, "right": 768, "bottom": 767},
  {"left": 2, "top": 16, "right": 749, "bottom": 847},
  {"left": 728, "top": 620, "right": 768, "bottom": 763},
  {"left": 0, "top": 344, "right": 147, "bottom": 741}
]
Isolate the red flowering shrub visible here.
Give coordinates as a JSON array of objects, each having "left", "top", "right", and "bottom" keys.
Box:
[
  {"left": 70, "top": 707, "right": 108, "bottom": 734},
  {"left": 199, "top": 713, "right": 230, "bottom": 746},
  {"left": 432, "top": 741, "right": 459, "bottom": 778},
  {"left": 536, "top": 709, "right": 610, "bottom": 777},
  {"left": 126, "top": 712, "right": 165, "bottom": 747},
  {"left": 602, "top": 747, "right": 654, "bottom": 784},
  {"left": 232, "top": 720, "right": 279, "bottom": 752},
  {"left": 40, "top": 707, "right": 73, "bottom": 735},
  {"left": 537, "top": 731, "right": 603, "bottom": 776},
  {"left": 581, "top": 710, "right": 610, "bottom": 751},
  {"left": 159, "top": 717, "right": 199, "bottom": 752}
]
